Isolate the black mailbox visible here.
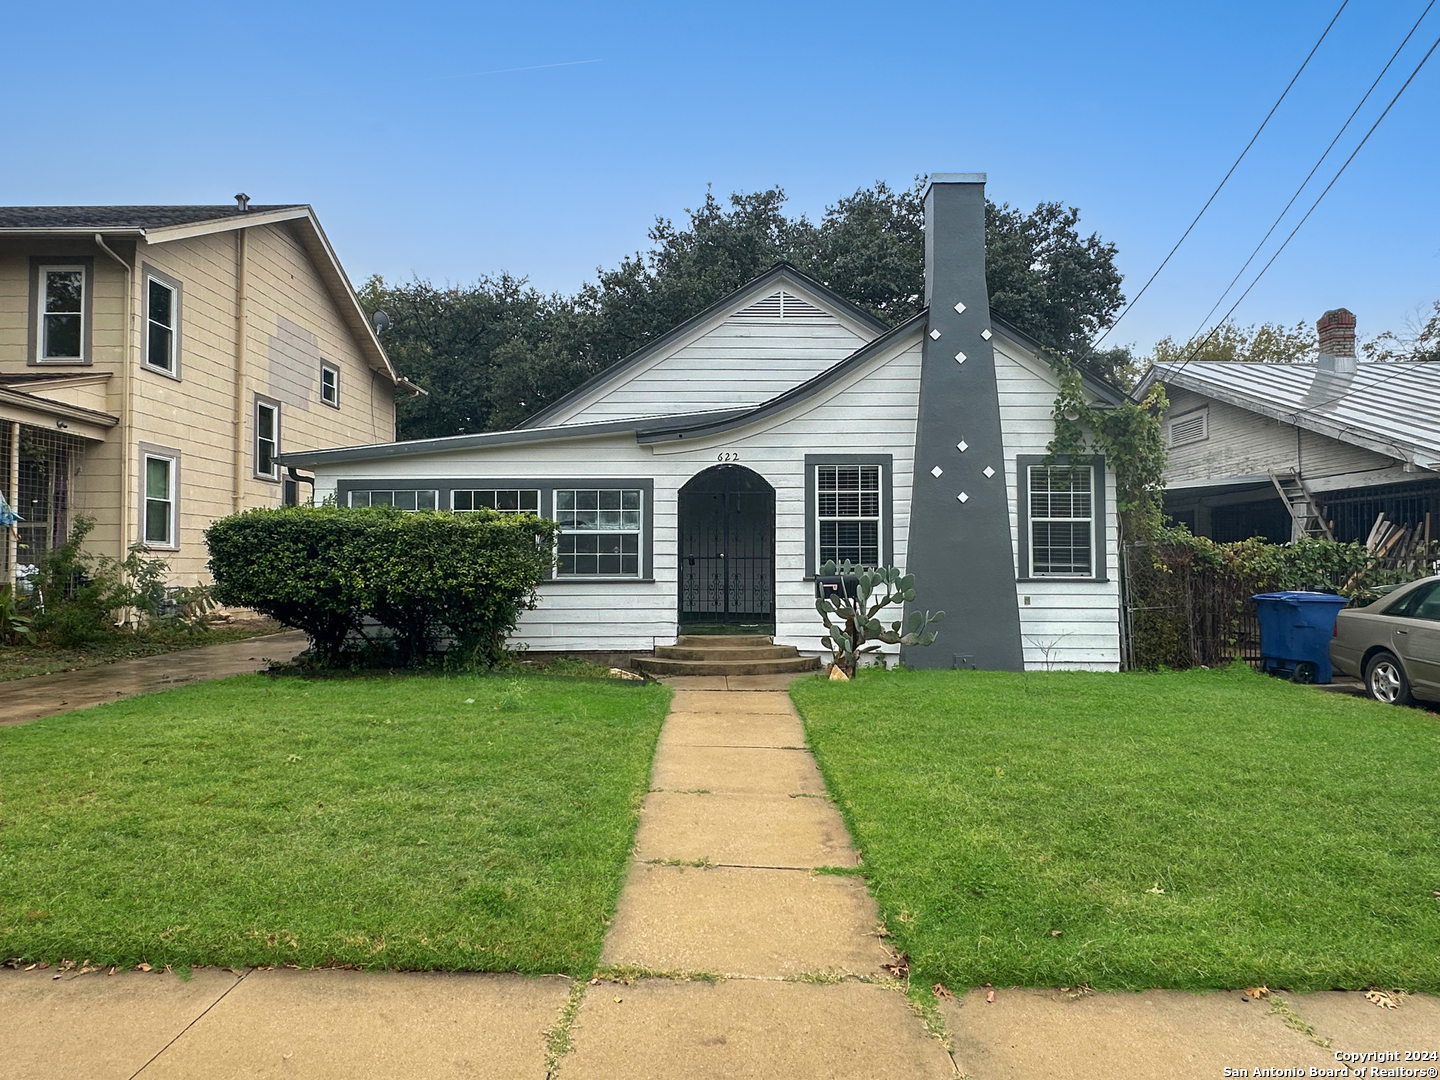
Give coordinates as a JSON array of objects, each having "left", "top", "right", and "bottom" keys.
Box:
[{"left": 815, "top": 575, "right": 860, "bottom": 601}]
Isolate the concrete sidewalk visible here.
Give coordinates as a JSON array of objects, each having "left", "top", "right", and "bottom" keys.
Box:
[
  {"left": 0, "top": 630, "right": 308, "bottom": 726},
  {"left": 5, "top": 680, "right": 1436, "bottom": 1079}
]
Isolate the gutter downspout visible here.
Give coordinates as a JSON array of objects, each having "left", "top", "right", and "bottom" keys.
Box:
[
  {"left": 233, "top": 229, "right": 248, "bottom": 514},
  {"left": 95, "top": 234, "right": 133, "bottom": 562},
  {"left": 6, "top": 420, "right": 17, "bottom": 587}
]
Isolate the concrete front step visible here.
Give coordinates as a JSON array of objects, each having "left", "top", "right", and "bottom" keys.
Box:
[
  {"left": 654, "top": 645, "right": 800, "bottom": 661},
  {"left": 635, "top": 655, "right": 821, "bottom": 677},
  {"left": 674, "top": 634, "right": 775, "bottom": 649}
]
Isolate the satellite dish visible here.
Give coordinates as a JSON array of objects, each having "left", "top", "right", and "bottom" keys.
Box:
[{"left": 372, "top": 310, "right": 393, "bottom": 334}]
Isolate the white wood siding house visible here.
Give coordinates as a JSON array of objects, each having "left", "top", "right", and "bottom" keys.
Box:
[{"left": 282, "top": 175, "right": 1127, "bottom": 671}]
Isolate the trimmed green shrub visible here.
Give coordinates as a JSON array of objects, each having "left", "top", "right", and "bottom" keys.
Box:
[{"left": 204, "top": 506, "right": 558, "bottom": 667}]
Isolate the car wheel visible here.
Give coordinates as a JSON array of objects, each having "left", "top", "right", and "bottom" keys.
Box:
[{"left": 1364, "top": 651, "right": 1414, "bottom": 706}]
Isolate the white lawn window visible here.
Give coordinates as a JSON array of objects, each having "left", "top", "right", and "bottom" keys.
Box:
[
  {"left": 348, "top": 489, "right": 438, "bottom": 511},
  {"left": 451, "top": 489, "right": 540, "bottom": 513},
  {"left": 320, "top": 363, "right": 339, "bottom": 407},
  {"left": 255, "top": 399, "right": 279, "bottom": 479},
  {"left": 1028, "top": 465, "right": 1094, "bottom": 577},
  {"left": 816, "top": 464, "right": 881, "bottom": 568},
  {"left": 554, "top": 488, "right": 642, "bottom": 577},
  {"left": 143, "top": 454, "right": 176, "bottom": 546},
  {"left": 146, "top": 276, "right": 177, "bottom": 373},
  {"left": 38, "top": 265, "right": 85, "bottom": 361}
]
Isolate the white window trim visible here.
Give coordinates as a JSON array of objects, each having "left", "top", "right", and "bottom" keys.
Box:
[
  {"left": 320, "top": 362, "right": 340, "bottom": 408},
  {"left": 144, "top": 274, "right": 178, "bottom": 375},
  {"left": 347, "top": 489, "right": 440, "bottom": 511},
  {"left": 142, "top": 452, "right": 177, "bottom": 549},
  {"left": 814, "top": 463, "right": 885, "bottom": 570},
  {"left": 37, "top": 263, "right": 87, "bottom": 362},
  {"left": 254, "top": 398, "right": 280, "bottom": 481},
  {"left": 450, "top": 488, "right": 542, "bottom": 513},
  {"left": 553, "top": 487, "right": 645, "bottom": 579},
  {"left": 1026, "top": 463, "right": 1096, "bottom": 579}
]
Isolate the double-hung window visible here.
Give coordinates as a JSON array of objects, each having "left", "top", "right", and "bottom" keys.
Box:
[
  {"left": 1027, "top": 464, "right": 1094, "bottom": 577},
  {"left": 816, "top": 464, "right": 882, "bottom": 567},
  {"left": 255, "top": 398, "right": 280, "bottom": 480},
  {"left": 144, "top": 272, "right": 179, "bottom": 374},
  {"left": 320, "top": 363, "right": 339, "bottom": 407},
  {"left": 143, "top": 453, "right": 176, "bottom": 547},
  {"left": 38, "top": 265, "right": 86, "bottom": 362},
  {"left": 452, "top": 489, "right": 540, "bottom": 514},
  {"left": 348, "top": 489, "right": 438, "bottom": 510},
  {"left": 554, "top": 488, "right": 642, "bottom": 577}
]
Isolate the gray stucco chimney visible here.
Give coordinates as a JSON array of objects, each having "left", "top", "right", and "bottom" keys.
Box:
[
  {"left": 1316, "top": 308, "right": 1357, "bottom": 375},
  {"left": 902, "top": 173, "right": 1025, "bottom": 672}
]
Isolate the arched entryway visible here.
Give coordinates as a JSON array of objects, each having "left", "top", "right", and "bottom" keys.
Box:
[{"left": 677, "top": 464, "right": 776, "bottom": 628}]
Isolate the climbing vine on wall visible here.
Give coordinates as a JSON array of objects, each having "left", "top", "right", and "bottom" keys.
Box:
[{"left": 1047, "top": 361, "right": 1169, "bottom": 539}]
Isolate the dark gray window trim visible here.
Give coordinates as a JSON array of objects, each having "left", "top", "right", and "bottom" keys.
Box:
[
  {"left": 333, "top": 477, "right": 657, "bottom": 583},
  {"left": 254, "top": 393, "right": 282, "bottom": 483},
  {"left": 1015, "top": 454, "right": 1109, "bottom": 583},
  {"left": 320, "top": 361, "right": 340, "bottom": 409},
  {"left": 138, "top": 440, "right": 182, "bottom": 551},
  {"left": 28, "top": 255, "right": 95, "bottom": 366},
  {"left": 140, "top": 263, "right": 183, "bottom": 380},
  {"left": 803, "top": 454, "right": 894, "bottom": 579}
]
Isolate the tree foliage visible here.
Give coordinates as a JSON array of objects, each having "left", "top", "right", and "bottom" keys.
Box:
[
  {"left": 364, "top": 179, "right": 1129, "bottom": 439},
  {"left": 1146, "top": 320, "right": 1316, "bottom": 367},
  {"left": 1362, "top": 299, "right": 1440, "bottom": 363}
]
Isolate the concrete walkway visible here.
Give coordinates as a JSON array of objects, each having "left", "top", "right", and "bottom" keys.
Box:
[
  {"left": 0, "top": 630, "right": 308, "bottom": 726},
  {"left": 5, "top": 680, "right": 1437, "bottom": 1078}
]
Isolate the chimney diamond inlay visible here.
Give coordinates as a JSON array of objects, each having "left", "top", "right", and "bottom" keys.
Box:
[
  {"left": 954, "top": 351, "right": 967, "bottom": 364},
  {"left": 953, "top": 300, "right": 966, "bottom": 315},
  {"left": 983, "top": 466, "right": 995, "bottom": 478},
  {"left": 957, "top": 440, "right": 968, "bottom": 452},
  {"left": 931, "top": 465, "right": 944, "bottom": 478},
  {"left": 957, "top": 492, "right": 970, "bottom": 503},
  {"left": 980, "top": 328, "right": 992, "bottom": 341},
  {"left": 929, "top": 328, "right": 942, "bottom": 340}
]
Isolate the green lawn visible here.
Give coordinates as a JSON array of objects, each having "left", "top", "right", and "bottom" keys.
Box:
[
  {"left": 791, "top": 665, "right": 1440, "bottom": 992},
  {"left": 0, "top": 673, "right": 670, "bottom": 975}
]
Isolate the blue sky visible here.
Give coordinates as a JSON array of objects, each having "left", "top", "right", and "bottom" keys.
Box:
[{"left": 8, "top": 0, "right": 1439, "bottom": 354}]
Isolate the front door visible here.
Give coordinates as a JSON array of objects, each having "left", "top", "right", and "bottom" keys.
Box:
[{"left": 677, "top": 465, "right": 775, "bottom": 626}]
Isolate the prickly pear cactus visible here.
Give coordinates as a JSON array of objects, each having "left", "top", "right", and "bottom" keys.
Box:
[{"left": 814, "top": 560, "right": 944, "bottom": 678}]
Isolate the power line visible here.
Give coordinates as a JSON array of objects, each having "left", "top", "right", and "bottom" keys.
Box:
[
  {"left": 1163, "top": 25, "right": 1440, "bottom": 384},
  {"left": 1093, "top": 0, "right": 1351, "bottom": 348},
  {"left": 1181, "top": 0, "right": 1437, "bottom": 349}
]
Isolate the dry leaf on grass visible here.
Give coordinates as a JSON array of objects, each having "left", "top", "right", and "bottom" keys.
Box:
[
  {"left": 881, "top": 952, "right": 910, "bottom": 980},
  {"left": 1243, "top": 986, "right": 1270, "bottom": 1000},
  {"left": 136, "top": 963, "right": 152, "bottom": 972},
  {"left": 1365, "top": 990, "right": 1402, "bottom": 1009},
  {"left": 932, "top": 983, "right": 953, "bottom": 1000},
  {"left": 1049, "top": 929, "right": 1063, "bottom": 937}
]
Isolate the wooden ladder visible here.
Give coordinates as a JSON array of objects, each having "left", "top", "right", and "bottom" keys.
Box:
[{"left": 1269, "top": 470, "right": 1334, "bottom": 541}]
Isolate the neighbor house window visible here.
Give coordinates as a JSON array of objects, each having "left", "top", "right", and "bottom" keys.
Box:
[
  {"left": 144, "top": 272, "right": 180, "bottom": 374},
  {"left": 143, "top": 453, "right": 176, "bottom": 547},
  {"left": 38, "top": 265, "right": 86, "bottom": 361},
  {"left": 554, "top": 488, "right": 642, "bottom": 576},
  {"left": 816, "top": 464, "right": 881, "bottom": 567},
  {"left": 348, "top": 489, "right": 438, "bottom": 511},
  {"left": 1027, "top": 464, "right": 1094, "bottom": 577},
  {"left": 255, "top": 398, "right": 280, "bottom": 480},
  {"left": 320, "top": 363, "right": 339, "bottom": 407},
  {"left": 452, "top": 489, "right": 539, "bottom": 513}
]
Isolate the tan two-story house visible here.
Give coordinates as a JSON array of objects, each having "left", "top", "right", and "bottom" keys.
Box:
[{"left": 0, "top": 201, "right": 417, "bottom": 586}]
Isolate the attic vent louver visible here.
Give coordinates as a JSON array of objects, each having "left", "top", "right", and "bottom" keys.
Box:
[
  {"left": 1167, "top": 409, "right": 1209, "bottom": 448},
  {"left": 731, "top": 290, "right": 833, "bottom": 321}
]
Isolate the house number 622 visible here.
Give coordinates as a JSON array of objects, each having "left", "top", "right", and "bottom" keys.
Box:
[{"left": 717, "top": 451, "right": 740, "bottom": 462}]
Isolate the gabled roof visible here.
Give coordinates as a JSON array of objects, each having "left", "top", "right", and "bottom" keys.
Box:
[
  {"left": 1140, "top": 360, "right": 1440, "bottom": 470},
  {"left": 518, "top": 261, "right": 891, "bottom": 428},
  {"left": 0, "top": 206, "right": 302, "bottom": 230},
  {"left": 0, "top": 204, "right": 410, "bottom": 389}
]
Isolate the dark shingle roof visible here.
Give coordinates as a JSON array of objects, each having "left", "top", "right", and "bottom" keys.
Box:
[{"left": 0, "top": 205, "right": 304, "bottom": 229}]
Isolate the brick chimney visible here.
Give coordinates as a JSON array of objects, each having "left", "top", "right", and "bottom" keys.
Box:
[{"left": 1316, "top": 308, "right": 1356, "bottom": 374}]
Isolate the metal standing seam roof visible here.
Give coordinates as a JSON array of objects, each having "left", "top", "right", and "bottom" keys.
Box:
[{"left": 1144, "top": 360, "right": 1440, "bottom": 470}]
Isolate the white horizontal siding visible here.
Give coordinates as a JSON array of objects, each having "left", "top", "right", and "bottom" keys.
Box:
[
  {"left": 994, "top": 338, "right": 1121, "bottom": 671},
  {"left": 312, "top": 334, "right": 922, "bottom": 654}
]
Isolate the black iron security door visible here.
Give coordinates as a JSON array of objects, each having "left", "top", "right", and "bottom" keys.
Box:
[{"left": 678, "top": 465, "right": 775, "bottom": 625}]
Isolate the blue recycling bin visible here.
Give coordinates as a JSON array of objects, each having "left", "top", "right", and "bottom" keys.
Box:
[{"left": 1250, "top": 591, "right": 1351, "bottom": 684}]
